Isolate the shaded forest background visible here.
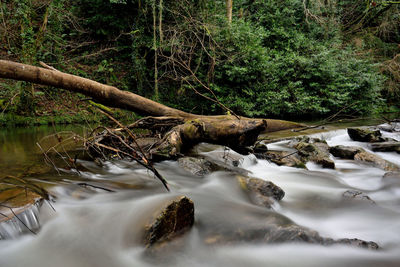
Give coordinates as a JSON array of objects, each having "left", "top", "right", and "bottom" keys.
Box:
[{"left": 0, "top": 0, "right": 399, "bottom": 125}]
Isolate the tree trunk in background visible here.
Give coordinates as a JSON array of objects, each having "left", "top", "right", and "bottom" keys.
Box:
[
  {"left": 152, "top": 0, "right": 159, "bottom": 101},
  {"left": 226, "top": 0, "right": 233, "bottom": 24}
]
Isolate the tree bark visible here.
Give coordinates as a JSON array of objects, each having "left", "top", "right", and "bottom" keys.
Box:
[
  {"left": 0, "top": 60, "right": 304, "bottom": 157},
  {"left": 226, "top": 0, "right": 233, "bottom": 24}
]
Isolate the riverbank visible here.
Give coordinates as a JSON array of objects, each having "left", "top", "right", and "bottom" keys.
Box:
[{"left": 0, "top": 104, "right": 137, "bottom": 127}]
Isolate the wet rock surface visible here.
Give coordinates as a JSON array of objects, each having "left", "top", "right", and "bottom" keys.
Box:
[
  {"left": 201, "top": 154, "right": 250, "bottom": 176},
  {"left": 334, "top": 238, "right": 379, "bottom": 250},
  {"left": 262, "top": 150, "right": 306, "bottom": 169},
  {"left": 177, "top": 157, "right": 213, "bottom": 177},
  {"left": 354, "top": 151, "right": 399, "bottom": 172},
  {"left": 328, "top": 144, "right": 399, "bottom": 171},
  {"left": 379, "top": 123, "right": 400, "bottom": 133},
  {"left": 237, "top": 175, "right": 285, "bottom": 208},
  {"left": 253, "top": 142, "right": 268, "bottom": 153},
  {"left": 294, "top": 139, "right": 335, "bottom": 169},
  {"left": 370, "top": 142, "right": 400, "bottom": 153},
  {"left": 143, "top": 196, "right": 194, "bottom": 247},
  {"left": 347, "top": 127, "right": 385, "bottom": 143}
]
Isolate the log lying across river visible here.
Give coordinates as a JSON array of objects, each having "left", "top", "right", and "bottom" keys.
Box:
[{"left": 0, "top": 60, "right": 303, "bottom": 156}]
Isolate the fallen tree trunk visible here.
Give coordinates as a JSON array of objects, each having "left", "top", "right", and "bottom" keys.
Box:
[{"left": 0, "top": 60, "right": 304, "bottom": 158}]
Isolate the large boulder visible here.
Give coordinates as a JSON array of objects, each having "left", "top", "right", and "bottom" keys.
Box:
[
  {"left": 237, "top": 176, "right": 285, "bottom": 208},
  {"left": 329, "top": 145, "right": 364, "bottom": 159},
  {"left": 294, "top": 140, "right": 335, "bottom": 169},
  {"left": 143, "top": 196, "right": 194, "bottom": 247},
  {"left": 347, "top": 128, "right": 385, "bottom": 142}
]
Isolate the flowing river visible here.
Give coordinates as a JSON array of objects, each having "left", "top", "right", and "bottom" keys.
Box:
[{"left": 0, "top": 124, "right": 399, "bottom": 267}]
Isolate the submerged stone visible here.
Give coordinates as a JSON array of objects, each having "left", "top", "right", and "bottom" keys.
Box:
[
  {"left": 335, "top": 238, "right": 379, "bottom": 250},
  {"left": 342, "top": 190, "right": 375, "bottom": 204},
  {"left": 143, "top": 196, "right": 194, "bottom": 247},
  {"left": 205, "top": 219, "right": 379, "bottom": 250},
  {"left": 383, "top": 172, "right": 400, "bottom": 180}
]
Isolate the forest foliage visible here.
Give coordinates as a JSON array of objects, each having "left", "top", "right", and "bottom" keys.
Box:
[{"left": 0, "top": 0, "right": 399, "bottom": 120}]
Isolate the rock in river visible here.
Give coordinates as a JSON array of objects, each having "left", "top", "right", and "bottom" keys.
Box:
[
  {"left": 177, "top": 157, "right": 213, "bottom": 177},
  {"left": 294, "top": 139, "right": 335, "bottom": 169},
  {"left": 329, "top": 145, "right": 364, "bottom": 159},
  {"left": 237, "top": 175, "right": 285, "bottom": 208},
  {"left": 262, "top": 150, "right": 307, "bottom": 169},
  {"left": 204, "top": 211, "right": 378, "bottom": 250},
  {"left": 369, "top": 142, "right": 400, "bottom": 153},
  {"left": 347, "top": 127, "right": 385, "bottom": 142},
  {"left": 354, "top": 151, "right": 399, "bottom": 172},
  {"left": 342, "top": 190, "right": 375, "bottom": 204},
  {"left": 383, "top": 172, "right": 400, "bottom": 180},
  {"left": 143, "top": 196, "right": 194, "bottom": 247}
]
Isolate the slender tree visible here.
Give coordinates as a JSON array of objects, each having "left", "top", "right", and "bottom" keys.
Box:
[{"left": 226, "top": 0, "right": 233, "bottom": 24}]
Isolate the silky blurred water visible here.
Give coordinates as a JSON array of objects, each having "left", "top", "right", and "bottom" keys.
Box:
[{"left": 0, "top": 126, "right": 399, "bottom": 267}]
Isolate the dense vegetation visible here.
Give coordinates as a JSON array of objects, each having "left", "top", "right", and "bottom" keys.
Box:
[{"left": 0, "top": 0, "right": 399, "bottom": 124}]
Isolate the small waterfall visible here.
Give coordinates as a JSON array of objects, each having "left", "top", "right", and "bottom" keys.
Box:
[{"left": 0, "top": 201, "right": 42, "bottom": 239}]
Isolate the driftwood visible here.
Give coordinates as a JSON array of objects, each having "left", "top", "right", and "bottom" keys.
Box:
[{"left": 0, "top": 60, "right": 303, "bottom": 159}]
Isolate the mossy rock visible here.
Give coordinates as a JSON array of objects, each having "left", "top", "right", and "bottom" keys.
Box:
[
  {"left": 347, "top": 128, "right": 385, "bottom": 143},
  {"left": 294, "top": 141, "right": 335, "bottom": 169},
  {"left": 261, "top": 150, "right": 306, "bottom": 169}
]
